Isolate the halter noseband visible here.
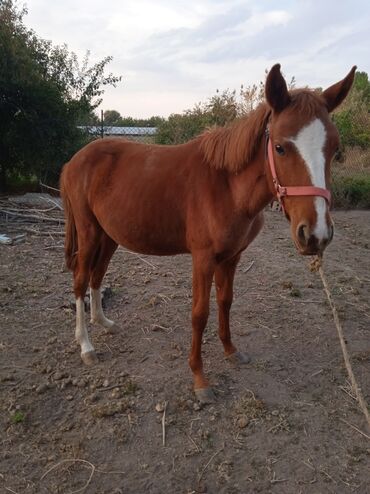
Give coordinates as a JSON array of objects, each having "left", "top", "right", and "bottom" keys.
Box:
[{"left": 266, "top": 129, "right": 331, "bottom": 208}]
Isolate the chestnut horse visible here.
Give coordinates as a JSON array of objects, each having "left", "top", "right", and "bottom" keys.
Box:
[{"left": 61, "top": 64, "right": 355, "bottom": 402}]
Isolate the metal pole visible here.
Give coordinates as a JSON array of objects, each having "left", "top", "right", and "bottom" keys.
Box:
[{"left": 101, "top": 109, "right": 104, "bottom": 138}]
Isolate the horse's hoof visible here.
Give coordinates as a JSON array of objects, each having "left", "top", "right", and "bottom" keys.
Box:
[
  {"left": 81, "top": 350, "right": 98, "bottom": 366},
  {"left": 226, "top": 351, "right": 251, "bottom": 365},
  {"left": 195, "top": 387, "right": 216, "bottom": 404}
]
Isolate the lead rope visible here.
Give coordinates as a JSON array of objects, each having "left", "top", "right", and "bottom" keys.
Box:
[{"left": 310, "top": 255, "right": 370, "bottom": 433}]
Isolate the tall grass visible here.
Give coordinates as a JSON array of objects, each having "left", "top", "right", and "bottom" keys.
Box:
[{"left": 332, "top": 146, "right": 370, "bottom": 208}]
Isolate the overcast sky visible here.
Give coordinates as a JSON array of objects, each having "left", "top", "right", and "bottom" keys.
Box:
[{"left": 25, "top": 0, "right": 369, "bottom": 118}]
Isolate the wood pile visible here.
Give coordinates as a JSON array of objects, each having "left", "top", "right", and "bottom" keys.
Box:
[{"left": 0, "top": 193, "right": 65, "bottom": 240}]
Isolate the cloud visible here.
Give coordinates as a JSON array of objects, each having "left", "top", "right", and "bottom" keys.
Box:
[{"left": 25, "top": 0, "right": 370, "bottom": 117}]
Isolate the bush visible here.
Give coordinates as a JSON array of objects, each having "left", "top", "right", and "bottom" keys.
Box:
[{"left": 332, "top": 175, "right": 370, "bottom": 208}]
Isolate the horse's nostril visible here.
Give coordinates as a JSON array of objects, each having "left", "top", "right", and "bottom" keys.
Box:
[{"left": 297, "top": 224, "right": 308, "bottom": 245}]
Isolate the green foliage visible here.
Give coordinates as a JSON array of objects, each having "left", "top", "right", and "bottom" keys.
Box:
[
  {"left": 11, "top": 410, "right": 25, "bottom": 423},
  {"left": 155, "top": 74, "right": 295, "bottom": 145},
  {"left": 156, "top": 109, "right": 210, "bottom": 145},
  {"left": 102, "top": 111, "right": 165, "bottom": 128},
  {"left": 103, "top": 109, "right": 122, "bottom": 126},
  {"left": 0, "top": 0, "right": 121, "bottom": 191},
  {"left": 156, "top": 89, "right": 239, "bottom": 144},
  {"left": 333, "top": 72, "right": 370, "bottom": 150},
  {"left": 332, "top": 175, "right": 370, "bottom": 208},
  {"left": 206, "top": 89, "right": 238, "bottom": 125}
]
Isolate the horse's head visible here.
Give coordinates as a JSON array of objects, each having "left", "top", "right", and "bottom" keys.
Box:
[{"left": 265, "top": 64, "right": 356, "bottom": 255}]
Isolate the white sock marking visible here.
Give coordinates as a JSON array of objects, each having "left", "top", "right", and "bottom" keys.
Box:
[
  {"left": 76, "top": 298, "right": 94, "bottom": 355},
  {"left": 90, "top": 288, "right": 114, "bottom": 329},
  {"left": 290, "top": 118, "right": 329, "bottom": 241}
]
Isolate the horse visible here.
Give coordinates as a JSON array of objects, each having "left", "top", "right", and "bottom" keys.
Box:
[{"left": 60, "top": 64, "right": 356, "bottom": 402}]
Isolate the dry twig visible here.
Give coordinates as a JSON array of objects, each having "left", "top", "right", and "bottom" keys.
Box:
[
  {"left": 40, "top": 458, "right": 125, "bottom": 494},
  {"left": 243, "top": 260, "right": 255, "bottom": 274},
  {"left": 41, "top": 459, "right": 96, "bottom": 494},
  {"left": 0, "top": 208, "right": 64, "bottom": 224},
  {"left": 198, "top": 447, "right": 224, "bottom": 483},
  {"left": 310, "top": 256, "right": 370, "bottom": 433},
  {"left": 5, "top": 487, "right": 21, "bottom": 494},
  {"left": 339, "top": 418, "right": 370, "bottom": 441},
  {"left": 162, "top": 401, "right": 168, "bottom": 447},
  {"left": 122, "top": 248, "right": 157, "bottom": 269},
  {"left": 39, "top": 181, "right": 61, "bottom": 193}
]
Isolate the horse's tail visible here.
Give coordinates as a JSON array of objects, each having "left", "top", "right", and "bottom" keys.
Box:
[{"left": 60, "top": 166, "right": 78, "bottom": 272}]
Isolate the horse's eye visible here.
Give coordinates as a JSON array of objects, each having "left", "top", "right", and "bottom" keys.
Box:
[{"left": 275, "top": 144, "right": 285, "bottom": 156}]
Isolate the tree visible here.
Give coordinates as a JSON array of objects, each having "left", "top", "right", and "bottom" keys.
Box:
[
  {"left": 118, "top": 115, "right": 165, "bottom": 127},
  {"left": 156, "top": 110, "right": 209, "bottom": 145},
  {"left": 155, "top": 72, "right": 296, "bottom": 145},
  {"left": 156, "top": 89, "right": 239, "bottom": 145},
  {"left": 0, "top": 0, "right": 121, "bottom": 191},
  {"left": 206, "top": 89, "right": 238, "bottom": 125},
  {"left": 333, "top": 71, "right": 370, "bottom": 149},
  {"left": 103, "top": 109, "right": 122, "bottom": 126}
]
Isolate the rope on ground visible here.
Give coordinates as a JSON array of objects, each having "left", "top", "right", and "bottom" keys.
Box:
[{"left": 310, "top": 255, "right": 370, "bottom": 433}]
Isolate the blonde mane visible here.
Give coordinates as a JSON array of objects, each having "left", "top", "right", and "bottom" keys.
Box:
[{"left": 200, "top": 103, "right": 270, "bottom": 173}]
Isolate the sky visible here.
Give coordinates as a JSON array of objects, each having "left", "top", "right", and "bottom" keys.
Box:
[{"left": 25, "top": 0, "right": 370, "bottom": 119}]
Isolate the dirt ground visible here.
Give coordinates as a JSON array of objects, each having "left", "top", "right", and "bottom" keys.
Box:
[{"left": 1, "top": 208, "right": 369, "bottom": 494}]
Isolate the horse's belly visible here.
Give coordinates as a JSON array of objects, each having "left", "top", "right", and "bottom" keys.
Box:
[{"left": 97, "top": 212, "right": 188, "bottom": 256}]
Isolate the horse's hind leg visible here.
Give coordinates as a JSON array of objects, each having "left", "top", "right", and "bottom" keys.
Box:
[
  {"left": 73, "top": 219, "right": 101, "bottom": 365},
  {"left": 89, "top": 233, "right": 118, "bottom": 333}
]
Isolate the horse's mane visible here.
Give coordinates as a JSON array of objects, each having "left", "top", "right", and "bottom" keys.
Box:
[
  {"left": 200, "top": 89, "right": 324, "bottom": 173},
  {"left": 200, "top": 103, "right": 270, "bottom": 173}
]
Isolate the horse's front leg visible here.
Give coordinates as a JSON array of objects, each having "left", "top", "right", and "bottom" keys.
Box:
[
  {"left": 215, "top": 254, "right": 250, "bottom": 364},
  {"left": 189, "top": 253, "right": 215, "bottom": 403}
]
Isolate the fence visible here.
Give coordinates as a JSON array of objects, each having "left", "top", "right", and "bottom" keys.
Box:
[{"left": 78, "top": 126, "right": 157, "bottom": 144}]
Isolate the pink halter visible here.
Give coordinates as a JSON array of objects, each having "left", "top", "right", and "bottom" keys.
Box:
[{"left": 266, "top": 134, "right": 331, "bottom": 207}]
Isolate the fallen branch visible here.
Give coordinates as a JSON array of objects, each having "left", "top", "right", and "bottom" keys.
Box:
[
  {"left": 23, "top": 227, "right": 65, "bottom": 236},
  {"left": 0, "top": 209, "right": 64, "bottom": 224},
  {"left": 43, "top": 196, "right": 63, "bottom": 211},
  {"left": 0, "top": 203, "right": 58, "bottom": 213},
  {"left": 39, "top": 181, "right": 60, "bottom": 193}
]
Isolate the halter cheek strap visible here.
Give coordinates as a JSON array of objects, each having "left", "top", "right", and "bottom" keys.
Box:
[{"left": 266, "top": 134, "right": 331, "bottom": 207}]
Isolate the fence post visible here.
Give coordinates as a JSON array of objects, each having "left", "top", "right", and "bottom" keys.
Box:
[{"left": 100, "top": 109, "right": 104, "bottom": 139}]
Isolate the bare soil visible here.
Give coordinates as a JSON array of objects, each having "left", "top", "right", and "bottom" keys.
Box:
[{"left": 1, "top": 209, "right": 370, "bottom": 494}]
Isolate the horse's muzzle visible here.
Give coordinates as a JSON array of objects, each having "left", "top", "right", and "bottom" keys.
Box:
[{"left": 296, "top": 222, "right": 334, "bottom": 255}]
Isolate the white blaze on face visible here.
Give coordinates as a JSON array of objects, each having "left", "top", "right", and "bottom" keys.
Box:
[{"left": 290, "top": 118, "right": 329, "bottom": 241}]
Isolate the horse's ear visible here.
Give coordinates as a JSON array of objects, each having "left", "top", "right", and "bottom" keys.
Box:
[
  {"left": 322, "top": 66, "right": 357, "bottom": 113},
  {"left": 265, "top": 64, "right": 291, "bottom": 113}
]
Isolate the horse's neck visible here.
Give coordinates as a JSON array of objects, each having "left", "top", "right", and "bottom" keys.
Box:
[{"left": 229, "top": 145, "right": 274, "bottom": 217}]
